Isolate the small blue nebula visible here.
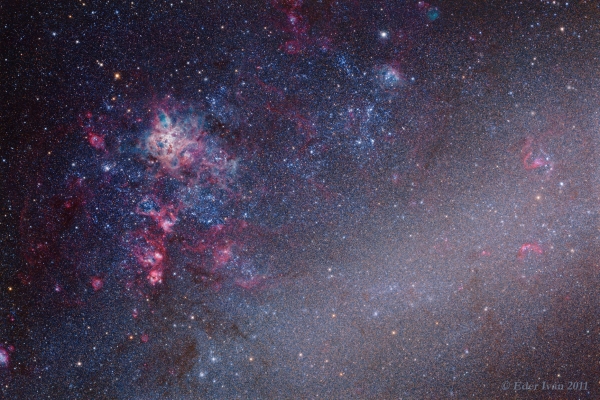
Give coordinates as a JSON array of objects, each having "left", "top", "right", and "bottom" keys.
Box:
[
  {"left": 158, "top": 110, "right": 170, "bottom": 128},
  {"left": 138, "top": 198, "right": 160, "bottom": 214},
  {"left": 427, "top": 7, "right": 440, "bottom": 21}
]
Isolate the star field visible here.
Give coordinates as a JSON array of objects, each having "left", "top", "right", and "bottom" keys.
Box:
[{"left": 2, "top": 0, "right": 600, "bottom": 398}]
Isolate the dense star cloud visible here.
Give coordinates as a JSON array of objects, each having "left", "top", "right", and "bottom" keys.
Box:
[{"left": 2, "top": 0, "right": 600, "bottom": 398}]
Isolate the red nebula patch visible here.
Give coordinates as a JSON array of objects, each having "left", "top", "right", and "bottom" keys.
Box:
[
  {"left": 517, "top": 242, "right": 543, "bottom": 259},
  {"left": 91, "top": 276, "right": 104, "bottom": 291},
  {"left": 88, "top": 132, "right": 106, "bottom": 151}
]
